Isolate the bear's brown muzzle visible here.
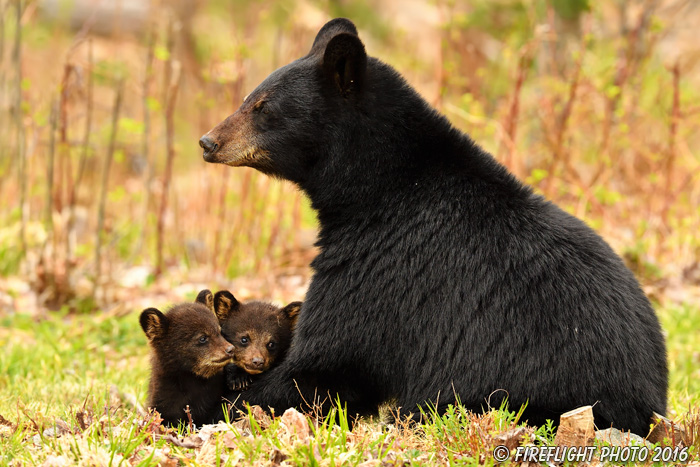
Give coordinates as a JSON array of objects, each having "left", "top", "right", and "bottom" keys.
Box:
[{"left": 199, "top": 134, "right": 220, "bottom": 162}]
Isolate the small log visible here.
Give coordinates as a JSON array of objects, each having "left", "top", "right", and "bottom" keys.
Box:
[
  {"left": 555, "top": 406, "right": 595, "bottom": 447},
  {"left": 647, "top": 412, "right": 687, "bottom": 446}
]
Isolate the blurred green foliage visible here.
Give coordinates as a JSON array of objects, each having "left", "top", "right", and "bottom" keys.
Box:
[{"left": 0, "top": 0, "right": 697, "bottom": 310}]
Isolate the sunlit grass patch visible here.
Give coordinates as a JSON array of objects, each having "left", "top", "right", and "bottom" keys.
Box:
[{"left": 0, "top": 303, "right": 698, "bottom": 465}]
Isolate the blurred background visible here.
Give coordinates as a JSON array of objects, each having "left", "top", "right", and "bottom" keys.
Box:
[{"left": 0, "top": 0, "right": 699, "bottom": 315}]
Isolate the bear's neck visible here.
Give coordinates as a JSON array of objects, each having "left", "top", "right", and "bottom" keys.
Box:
[{"left": 301, "top": 74, "right": 525, "bottom": 233}]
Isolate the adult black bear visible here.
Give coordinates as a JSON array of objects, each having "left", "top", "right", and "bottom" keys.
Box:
[{"left": 199, "top": 18, "right": 667, "bottom": 435}]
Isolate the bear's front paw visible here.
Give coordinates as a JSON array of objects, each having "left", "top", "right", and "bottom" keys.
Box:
[
  {"left": 230, "top": 375, "right": 253, "bottom": 391},
  {"left": 225, "top": 364, "right": 253, "bottom": 391}
]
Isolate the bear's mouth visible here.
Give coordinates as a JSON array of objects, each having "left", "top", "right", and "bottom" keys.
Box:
[
  {"left": 243, "top": 365, "right": 265, "bottom": 375},
  {"left": 202, "top": 141, "right": 271, "bottom": 168},
  {"left": 212, "top": 355, "right": 234, "bottom": 366},
  {"left": 221, "top": 148, "right": 268, "bottom": 167}
]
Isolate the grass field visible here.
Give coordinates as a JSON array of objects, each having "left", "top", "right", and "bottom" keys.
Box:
[
  {"left": 1, "top": 301, "right": 698, "bottom": 465},
  {"left": 1, "top": 0, "right": 700, "bottom": 465}
]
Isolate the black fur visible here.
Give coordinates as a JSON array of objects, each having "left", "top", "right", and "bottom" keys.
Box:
[{"left": 202, "top": 18, "right": 667, "bottom": 435}]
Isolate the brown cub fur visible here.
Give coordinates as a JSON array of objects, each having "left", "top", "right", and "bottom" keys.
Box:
[
  {"left": 213, "top": 290, "right": 301, "bottom": 390},
  {"left": 140, "top": 290, "right": 234, "bottom": 426}
]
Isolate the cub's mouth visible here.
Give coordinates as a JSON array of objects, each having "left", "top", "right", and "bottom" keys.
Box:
[
  {"left": 212, "top": 355, "right": 234, "bottom": 366},
  {"left": 243, "top": 366, "right": 265, "bottom": 375}
]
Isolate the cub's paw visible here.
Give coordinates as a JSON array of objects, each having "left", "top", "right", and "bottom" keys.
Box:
[{"left": 225, "top": 364, "right": 253, "bottom": 391}]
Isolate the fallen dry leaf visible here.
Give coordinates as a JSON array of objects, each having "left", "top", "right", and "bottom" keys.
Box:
[{"left": 279, "top": 407, "right": 311, "bottom": 442}]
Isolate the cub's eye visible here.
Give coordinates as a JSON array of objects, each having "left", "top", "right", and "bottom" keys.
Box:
[
  {"left": 240, "top": 336, "right": 249, "bottom": 345},
  {"left": 267, "top": 342, "right": 277, "bottom": 351},
  {"left": 198, "top": 336, "right": 208, "bottom": 344}
]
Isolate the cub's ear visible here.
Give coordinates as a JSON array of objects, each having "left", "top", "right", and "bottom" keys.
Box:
[
  {"left": 280, "top": 301, "right": 303, "bottom": 329},
  {"left": 140, "top": 308, "right": 167, "bottom": 341},
  {"left": 323, "top": 32, "right": 367, "bottom": 97},
  {"left": 195, "top": 289, "right": 215, "bottom": 313},
  {"left": 214, "top": 290, "right": 240, "bottom": 321}
]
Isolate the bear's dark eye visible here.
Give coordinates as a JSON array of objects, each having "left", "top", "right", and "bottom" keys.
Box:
[
  {"left": 198, "top": 335, "right": 208, "bottom": 344},
  {"left": 267, "top": 342, "right": 276, "bottom": 351},
  {"left": 240, "top": 336, "right": 249, "bottom": 345},
  {"left": 254, "top": 100, "right": 270, "bottom": 115}
]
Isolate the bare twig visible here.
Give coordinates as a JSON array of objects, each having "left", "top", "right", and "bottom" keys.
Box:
[
  {"left": 40, "top": 100, "right": 58, "bottom": 291},
  {"left": 0, "top": 0, "right": 7, "bottom": 192},
  {"left": 543, "top": 33, "right": 585, "bottom": 198},
  {"left": 94, "top": 79, "right": 124, "bottom": 299},
  {"left": 14, "top": 0, "right": 27, "bottom": 265},
  {"left": 501, "top": 44, "right": 534, "bottom": 179},
  {"left": 155, "top": 60, "right": 181, "bottom": 278},
  {"left": 66, "top": 40, "right": 94, "bottom": 274},
  {"left": 660, "top": 61, "right": 682, "bottom": 228},
  {"left": 134, "top": 25, "right": 156, "bottom": 259}
]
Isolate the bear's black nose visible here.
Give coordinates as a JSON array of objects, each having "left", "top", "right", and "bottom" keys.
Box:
[
  {"left": 251, "top": 358, "right": 264, "bottom": 368},
  {"left": 199, "top": 135, "right": 218, "bottom": 155},
  {"left": 225, "top": 345, "right": 234, "bottom": 355}
]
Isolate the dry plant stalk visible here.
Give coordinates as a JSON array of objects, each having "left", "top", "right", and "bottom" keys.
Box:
[
  {"left": 661, "top": 61, "right": 681, "bottom": 226},
  {"left": 543, "top": 37, "right": 585, "bottom": 199},
  {"left": 94, "top": 79, "right": 124, "bottom": 298},
  {"left": 14, "top": 0, "right": 27, "bottom": 263},
  {"left": 134, "top": 26, "right": 156, "bottom": 259},
  {"left": 40, "top": 100, "right": 58, "bottom": 292},
  {"left": 501, "top": 48, "right": 531, "bottom": 180},
  {"left": 155, "top": 60, "right": 181, "bottom": 277},
  {"left": 0, "top": 0, "right": 7, "bottom": 192},
  {"left": 66, "top": 39, "right": 94, "bottom": 278}
]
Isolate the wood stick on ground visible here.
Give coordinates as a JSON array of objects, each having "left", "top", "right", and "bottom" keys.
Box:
[{"left": 554, "top": 405, "right": 595, "bottom": 448}]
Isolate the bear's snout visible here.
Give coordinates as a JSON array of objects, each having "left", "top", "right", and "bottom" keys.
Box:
[
  {"left": 199, "top": 134, "right": 219, "bottom": 160},
  {"left": 250, "top": 357, "right": 264, "bottom": 368}
]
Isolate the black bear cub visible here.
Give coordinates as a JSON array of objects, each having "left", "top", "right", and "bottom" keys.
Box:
[
  {"left": 213, "top": 290, "right": 301, "bottom": 391},
  {"left": 140, "top": 290, "right": 233, "bottom": 427}
]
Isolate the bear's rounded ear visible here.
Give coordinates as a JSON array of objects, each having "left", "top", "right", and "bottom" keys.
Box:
[
  {"left": 195, "top": 289, "right": 215, "bottom": 313},
  {"left": 140, "top": 308, "right": 167, "bottom": 341},
  {"left": 322, "top": 33, "right": 367, "bottom": 98},
  {"left": 309, "top": 18, "right": 359, "bottom": 56},
  {"left": 214, "top": 290, "right": 240, "bottom": 321},
  {"left": 280, "top": 301, "right": 303, "bottom": 329}
]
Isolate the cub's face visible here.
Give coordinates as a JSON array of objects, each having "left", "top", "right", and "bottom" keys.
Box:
[
  {"left": 223, "top": 304, "right": 292, "bottom": 374},
  {"left": 213, "top": 291, "right": 301, "bottom": 375},
  {"left": 140, "top": 296, "right": 234, "bottom": 379}
]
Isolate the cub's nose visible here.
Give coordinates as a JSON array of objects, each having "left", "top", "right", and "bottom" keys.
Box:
[
  {"left": 225, "top": 344, "right": 234, "bottom": 355},
  {"left": 199, "top": 135, "right": 219, "bottom": 156},
  {"left": 250, "top": 358, "right": 264, "bottom": 369}
]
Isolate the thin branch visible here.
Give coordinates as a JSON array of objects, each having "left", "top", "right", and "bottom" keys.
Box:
[
  {"left": 155, "top": 62, "right": 181, "bottom": 278},
  {"left": 134, "top": 25, "right": 155, "bottom": 259},
  {"left": 14, "top": 0, "right": 27, "bottom": 264},
  {"left": 94, "top": 78, "right": 124, "bottom": 299}
]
